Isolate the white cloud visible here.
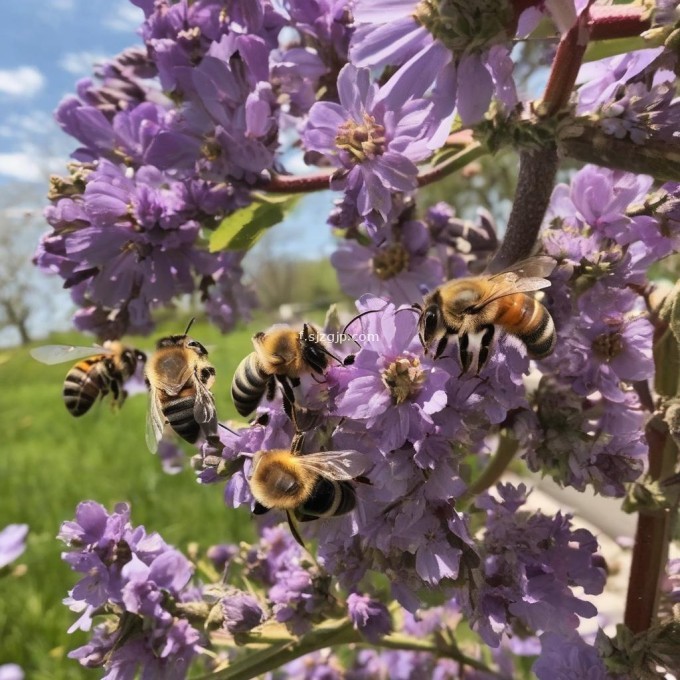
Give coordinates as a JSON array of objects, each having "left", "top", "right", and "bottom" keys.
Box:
[
  {"left": 0, "top": 153, "right": 44, "bottom": 182},
  {"left": 105, "top": 2, "right": 144, "bottom": 32},
  {"left": 59, "top": 51, "right": 108, "bottom": 76},
  {"left": 0, "top": 67, "right": 45, "bottom": 98},
  {"left": 0, "top": 152, "right": 65, "bottom": 183}
]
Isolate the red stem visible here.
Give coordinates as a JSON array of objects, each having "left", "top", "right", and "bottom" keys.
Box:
[
  {"left": 589, "top": 6, "right": 650, "bottom": 41},
  {"left": 624, "top": 423, "right": 673, "bottom": 634},
  {"left": 264, "top": 172, "right": 330, "bottom": 194},
  {"left": 541, "top": 5, "right": 593, "bottom": 116}
]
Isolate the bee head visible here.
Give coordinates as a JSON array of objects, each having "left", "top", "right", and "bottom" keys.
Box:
[
  {"left": 184, "top": 338, "right": 208, "bottom": 356},
  {"left": 417, "top": 303, "right": 444, "bottom": 355}
]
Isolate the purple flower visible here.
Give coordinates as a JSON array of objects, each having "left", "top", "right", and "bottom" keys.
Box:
[
  {"left": 347, "top": 592, "right": 392, "bottom": 642},
  {"left": 527, "top": 377, "right": 646, "bottom": 496},
  {"left": 304, "top": 64, "right": 432, "bottom": 229},
  {"left": 576, "top": 48, "right": 666, "bottom": 115},
  {"left": 331, "top": 219, "right": 443, "bottom": 304},
  {"left": 0, "top": 666, "right": 23, "bottom": 680},
  {"left": 471, "top": 484, "right": 606, "bottom": 646},
  {"left": 61, "top": 502, "right": 201, "bottom": 678},
  {"left": 331, "top": 296, "right": 448, "bottom": 451},
  {"left": 222, "top": 591, "right": 267, "bottom": 634},
  {"left": 534, "top": 632, "right": 610, "bottom": 680},
  {"left": 37, "top": 160, "right": 255, "bottom": 336},
  {"left": 0, "top": 524, "right": 28, "bottom": 569},
  {"left": 543, "top": 283, "right": 653, "bottom": 403},
  {"left": 349, "top": 0, "right": 519, "bottom": 134}
]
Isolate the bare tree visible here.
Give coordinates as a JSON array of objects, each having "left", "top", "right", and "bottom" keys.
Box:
[{"left": 0, "top": 182, "right": 69, "bottom": 345}]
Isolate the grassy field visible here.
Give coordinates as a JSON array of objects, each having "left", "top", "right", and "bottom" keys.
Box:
[{"left": 0, "top": 316, "right": 271, "bottom": 678}]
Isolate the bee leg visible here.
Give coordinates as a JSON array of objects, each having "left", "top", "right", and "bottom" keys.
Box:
[
  {"left": 458, "top": 333, "right": 474, "bottom": 373},
  {"left": 277, "top": 376, "right": 302, "bottom": 431},
  {"left": 476, "top": 325, "right": 495, "bottom": 373},
  {"left": 290, "top": 431, "right": 305, "bottom": 453},
  {"left": 286, "top": 510, "right": 306, "bottom": 548},
  {"left": 266, "top": 377, "right": 277, "bottom": 402},
  {"left": 434, "top": 335, "right": 449, "bottom": 359}
]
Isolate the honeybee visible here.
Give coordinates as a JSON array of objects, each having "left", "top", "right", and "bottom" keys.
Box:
[
  {"left": 231, "top": 323, "right": 337, "bottom": 420},
  {"left": 145, "top": 319, "right": 219, "bottom": 453},
  {"left": 415, "top": 256, "right": 556, "bottom": 371},
  {"left": 249, "top": 433, "right": 367, "bottom": 546},
  {"left": 30, "top": 341, "right": 145, "bottom": 417}
]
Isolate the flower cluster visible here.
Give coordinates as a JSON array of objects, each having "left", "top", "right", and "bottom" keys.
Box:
[
  {"left": 525, "top": 164, "right": 678, "bottom": 495},
  {"left": 59, "top": 501, "right": 201, "bottom": 678}
]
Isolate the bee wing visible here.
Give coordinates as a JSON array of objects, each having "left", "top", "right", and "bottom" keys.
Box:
[
  {"left": 490, "top": 255, "right": 556, "bottom": 280},
  {"left": 29, "top": 344, "right": 108, "bottom": 365},
  {"left": 296, "top": 450, "right": 368, "bottom": 481},
  {"left": 474, "top": 256, "right": 556, "bottom": 309},
  {"left": 193, "top": 376, "right": 218, "bottom": 436},
  {"left": 152, "top": 366, "right": 194, "bottom": 396},
  {"left": 145, "top": 386, "right": 165, "bottom": 454}
]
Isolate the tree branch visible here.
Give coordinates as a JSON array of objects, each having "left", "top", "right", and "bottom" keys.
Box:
[{"left": 487, "top": 144, "right": 558, "bottom": 272}]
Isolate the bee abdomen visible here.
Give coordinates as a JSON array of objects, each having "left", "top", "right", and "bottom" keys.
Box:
[
  {"left": 63, "top": 361, "right": 108, "bottom": 417},
  {"left": 298, "top": 479, "right": 356, "bottom": 521},
  {"left": 162, "top": 393, "right": 200, "bottom": 443},
  {"left": 231, "top": 353, "right": 270, "bottom": 417},
  {"left": 517, "top": 303, "right": 556, "bottom": 359}
]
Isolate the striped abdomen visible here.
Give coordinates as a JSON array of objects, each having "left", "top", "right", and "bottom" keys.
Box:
[
  {"left": 63, "top": 357, "right": 117, "bottom": 417},
  {"left": 231, "top": 353, "right": 270, "bottom": 417},
  {"left": 296, "top": 478, "right": 356, "bottom": 522},
  {"left": 495, "top": 293, "right": 556, "bottom": 359},
  {"left": 160, "top": 385, "right": 200, "bottom": 443}
]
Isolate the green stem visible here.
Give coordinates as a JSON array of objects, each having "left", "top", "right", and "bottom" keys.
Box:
[
  {"left": 459, "top": 434, "right": 519, "bottom": 506},
  {"left": 195, "top": 601, "right": 503, "bottom": 679},
  {"left": 195, "top": 618, "right": 360, "bottom": 680},
  {"left": 416, "top": 142, "right": 487, "bottom": 187},
  {"left": 376, "top": 634, "right": 505, "bottom": 678}
]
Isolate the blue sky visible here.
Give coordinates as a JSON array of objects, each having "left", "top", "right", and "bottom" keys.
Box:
[{"left": 0, "top": 0, "right": 145, "bottom": 181}]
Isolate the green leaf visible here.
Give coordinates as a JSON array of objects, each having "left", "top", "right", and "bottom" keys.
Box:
[
  {"left": 209, "top": 195, "right": 301, "bottom": 252},
  {"left": 584, "top": 36, "right": 647, "bottom": 62}
]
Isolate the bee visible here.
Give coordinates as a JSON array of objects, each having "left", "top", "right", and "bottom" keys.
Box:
[
  {"left": 415, "top": 256, "right": 556, "bottom": 372},
  {"left": 231, "top": 323, "right": 338, "bottom": 421},
  {"left": 30, "top": 341, "right": 145, "bottom": 417},
  {"left": 145, "top": 319, "right": 219, "bottom": 453},
  {"left": 249, "top": 433, "right": 367, "bottom": 546}
]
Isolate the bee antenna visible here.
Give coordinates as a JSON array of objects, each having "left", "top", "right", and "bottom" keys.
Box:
[
  {"left": 342, "top": 309, "right": 381, "bottom": 346},
  {"left": 184, "top": 317, "right": 196, "bottom": 336},
  {"left": 395, "top": 306, "right": 421, "bottom": 316},
  {"left": 320, "top": 345, "right": 344, "bottom": 365},
  {"left": 218, "top": 422, "right": 238, "bottom": 436}
]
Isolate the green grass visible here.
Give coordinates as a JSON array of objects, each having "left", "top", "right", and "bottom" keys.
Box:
[{"left": 0, "top": 317, "right": 260, "bottom": 677}]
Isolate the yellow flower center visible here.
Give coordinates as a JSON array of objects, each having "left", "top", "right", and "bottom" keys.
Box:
[
  {"left": 335, "top": 113, "right": 386, "bottom": 163},
  {"left": 382, "top": 356, "right": 425, "bottom": 404}
]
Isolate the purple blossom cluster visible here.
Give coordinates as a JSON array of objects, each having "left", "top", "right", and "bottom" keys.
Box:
[
  {"left": 59, "top": 501, "right": 201, "bottom": 678},
  {"left": 526, "top": 164, "right": 679, "bottom": 495}
]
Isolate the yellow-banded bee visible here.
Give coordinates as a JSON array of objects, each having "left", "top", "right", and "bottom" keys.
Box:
[
  {"left": 145, "top": 320, "right": 218, "bottom": 453},
  {"left": 231, "top": 323, "right": 337, "bottom": 421},
  {"left": 415, "top": 256, "right": 556, "bottom": 371},
  {"left": 248, "top": 433, "right": 367, "bottom": 545},
  {"left": 30, "top": 341, "right": 145, "bottom": 417}
]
